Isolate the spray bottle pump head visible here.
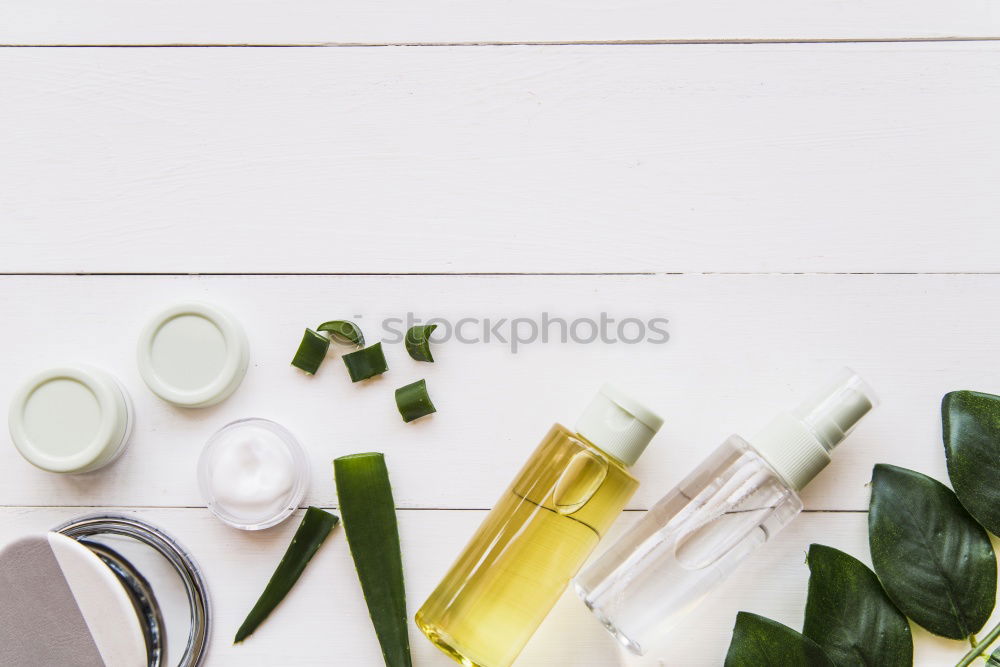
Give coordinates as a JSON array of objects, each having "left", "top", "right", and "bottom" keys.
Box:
[
  {"left": 751, "top": 368, "right": 877, "bottom": 491},
  {"left": 792, "top": 369, "right": 877, "bottom": 453}
]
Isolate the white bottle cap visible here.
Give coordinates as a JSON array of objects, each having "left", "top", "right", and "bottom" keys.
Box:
[
  {"left": 751, "top": 368, "right": 878, "bottom": 491},
  {"left": 8, "top": 364, "right": 134, "bottom": 474},
  {"left": 574, "top": 384, "right": 664, "bottom": 466},
  {"left": 137, "top": 302, "right": 249, "bottom": 408}
]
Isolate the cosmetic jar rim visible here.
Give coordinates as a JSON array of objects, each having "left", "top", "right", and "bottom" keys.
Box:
[{"left": 55, "top": 513, "right": 212, "bottom": 667}]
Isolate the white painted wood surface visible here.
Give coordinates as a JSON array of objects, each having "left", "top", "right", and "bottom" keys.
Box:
[
  {"left": 2, "top": 43, "right": 1000, "bottom": 273},
  {"left": 1, "top": 0, "right": 998, "bottom": 44},
  {"left": 2, "top": 6, "right": 999, "bottom": 664}
]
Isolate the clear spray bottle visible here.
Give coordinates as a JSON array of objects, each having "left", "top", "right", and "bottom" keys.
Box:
[
  {"left": 416, "top": 384, "right": 663, "bottom": 667},
  {"left": 573, "top": 369, "right": 877, "bottom": 656}
]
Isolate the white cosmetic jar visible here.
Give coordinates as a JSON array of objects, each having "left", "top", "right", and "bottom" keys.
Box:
[
  {"left": 197, "top": 418, "right": 309, "bottom": 530},
  {"left": 8, "top": 364, "right": 134, "bottom": 473}
]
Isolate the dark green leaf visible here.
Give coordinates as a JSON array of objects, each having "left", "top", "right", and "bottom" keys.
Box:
[
  {"left": 334, "top": 453, "right": 411, "bottom": 667},
  {"left": 868, "top": 463, "right": 996, "bottom": 639},
  {"left": 725, "top": 612, "right": 834, "bottom": 667},
  {"left": 803, "top": 543, "right": 911, "bottom": 666},
  {"left": 342, "top": 342, "right": 389, "bottom": 382},
  {"left": 990, "top": 646, "right": 1000, "bottom": 667},
  {"left": 943, "top": 390, "right": 1000, "bottom": 536},
  {"left": 291, "top": 328, "right": 330, "bottom": 374},
  {"left": 235, "top": 507, "right": 339, "bottom": 643},
  {"left": 404, "top": 324, "right": 437, "bottom": 362},
  {"left": 394, "top": 379, "right": 436, "bottom": 423},
  {"left": 318, "top": 320, "right": 365, "bottom": 347}
]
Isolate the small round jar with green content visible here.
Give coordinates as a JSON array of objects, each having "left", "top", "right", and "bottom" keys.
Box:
[{"left": 8, "top": 364, "right": 134, "bottom": 474}]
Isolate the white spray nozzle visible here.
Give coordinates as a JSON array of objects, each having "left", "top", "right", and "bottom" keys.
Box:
[
  {"left": 792, "top": 368, "right": 877, "bottom": 453},
  {"left": 750, "top": 368, "right": 878, "bottom": 491}
]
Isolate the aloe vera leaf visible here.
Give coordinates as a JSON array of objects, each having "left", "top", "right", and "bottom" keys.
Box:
[
  {"left": 317, "top": 320, "right": 365, "bottom": 347},
  {"left": 404, "top": 324, "right": 437, "bottom": 362},
  {"left": 342, "top": 342, "right": 389, "bottom": 382},
  {"left": 291, "top": 329, "right": 330, "bottom": 374},
  {"left": 334, "top": 453, "right": 411, "bottom": 667},
  {"left": 395, "top": 379, "right": 436, "bottom": 423},
  {"left": 235, "top": 507, "right": 339, "bottom": 643}
]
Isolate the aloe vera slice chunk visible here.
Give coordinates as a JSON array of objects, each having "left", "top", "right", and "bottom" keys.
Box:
[
  {"left": 235, "top": 507, "right": 339, "bottom": 643},
  {"left": 317, "top": 320, "right": 365, "bottom": 347},
  {"left": 342, "top": 342, "right": 388, "bottom": 382},
  {"left": 395, "top": 379, "right": 436, "bottom": 423},
  {"left": 404, "top": 324, "right": 437, "bottom": 362},
  {"left": 291, "top": 328, "right": 330, "bottom": 374},
  {"left": 334, "top": 453, "right": 411, "bottom": 667}
]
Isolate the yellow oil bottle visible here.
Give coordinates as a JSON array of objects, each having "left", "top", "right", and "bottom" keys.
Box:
[{"left": 416, "top": 385, "right": 663, "bottom": 667}]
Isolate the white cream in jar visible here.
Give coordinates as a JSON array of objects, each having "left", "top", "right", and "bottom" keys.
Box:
[{"left": 198, "top": 419, "right": 308, "bottom": 530}]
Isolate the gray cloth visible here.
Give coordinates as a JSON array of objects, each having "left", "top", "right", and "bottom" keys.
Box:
[{"left": 0, "top": 536, "right": 105, "bottom": 666}]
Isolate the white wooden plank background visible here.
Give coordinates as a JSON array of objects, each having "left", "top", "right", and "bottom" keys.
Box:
[
  {"left": 1, "top": 0, "right": 998, "bottom": 44},
  {"left": 2, "top": 43, "right": 1000, "bottom": 274},
  {"left": 2, "top": 4, "right": 999, "bottom": 665}
]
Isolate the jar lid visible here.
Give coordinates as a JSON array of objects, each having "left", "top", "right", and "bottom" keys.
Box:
[
  {"left": 8, "top": 364, "right": 133, "bottom": 473},
  {"left": 0, "top": 532, "right": 147, "bottom": 665},
  {"left": 137, "top": 302, "right": 249, "bottom": 408}
]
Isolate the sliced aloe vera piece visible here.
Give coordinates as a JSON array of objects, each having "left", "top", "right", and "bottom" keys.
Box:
[
  {"left": 318, "top": 320, "right": 365, "bottom": 347},
  {"left": 342, "top": 342, "right": 388, "bottom": 382},
  {"left": 404, "top": 324, "right": 437, "bottom": 362},
  {"left": 291, "top": 328, "right": 330, "bottom": 374},
  {"left": 395, "top": 379, "right": 436, "bottom": 423},
  {"left": 334, "top": 453, "right": 411, "bottom": 667},
  {"left": 235, "top": 507, "right": 339, "bottom": 643}
]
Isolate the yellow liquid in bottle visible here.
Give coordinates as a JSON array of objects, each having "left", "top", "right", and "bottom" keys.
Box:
[{"left": 416, "top": 424, "right": 639, "bottom": 667}]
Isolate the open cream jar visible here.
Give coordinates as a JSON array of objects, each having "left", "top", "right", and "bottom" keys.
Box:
[{"left": 197, "top": 418, "right": 308, "bottom": 530}]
